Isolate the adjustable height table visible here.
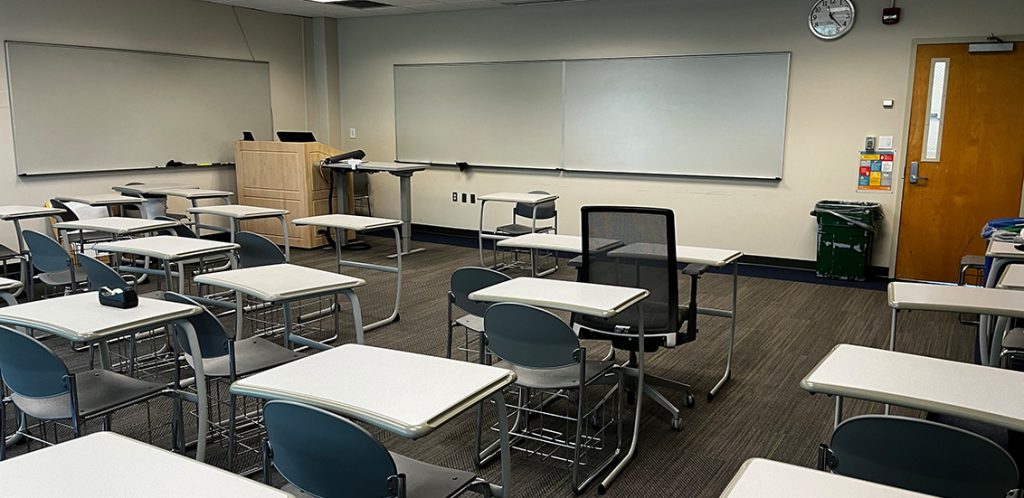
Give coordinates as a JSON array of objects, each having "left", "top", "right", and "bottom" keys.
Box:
[{"left": 321, "top": 161, "right": 428, "bottom": 258}]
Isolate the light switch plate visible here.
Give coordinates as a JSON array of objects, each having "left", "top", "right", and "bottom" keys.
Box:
[
  {"left": 348, "top": 128, "right": 356, "bottom": 139},
  {"left": 878, "top": 135, "right": 894, "bottom": 150}
]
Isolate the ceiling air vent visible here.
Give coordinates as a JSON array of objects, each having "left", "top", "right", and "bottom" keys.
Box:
[{"left": 499, "top": 0, "right": 583, "bottom": 5}]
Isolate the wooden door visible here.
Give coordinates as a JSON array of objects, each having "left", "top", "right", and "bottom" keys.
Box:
[{"left": 895, "top": 43, "right": 1024, "bottom": 282}]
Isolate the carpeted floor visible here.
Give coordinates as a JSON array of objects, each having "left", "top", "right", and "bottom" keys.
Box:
[{"left": 0, "top": 236, "right": 976, "bottom": 497}]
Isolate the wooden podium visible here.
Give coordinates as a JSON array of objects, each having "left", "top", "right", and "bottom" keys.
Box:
[{"left": 234, "top": 140, "right": 353, "bottom": 249}]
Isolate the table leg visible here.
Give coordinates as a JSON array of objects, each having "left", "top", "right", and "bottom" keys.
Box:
[
  {"left": 341, "top": 289, "right": 365, "bottom": 344},
  {"left": 834, "top": 395, "right": 844, "bottom": 429},
  {"left": 488, "top": 390, "right": 513, "bottom": 498},
  {"left": 599, "top": 307, "right": 644, "bottom": 494},
  {"left": 708, "top": 262, "right": 738, "bottom": 401},
  {"left": 387, "top": 173, "right": 425, "bottom": 259},
  {"left": 11, "top": 220, "right": 26, "bottom": 299},
  {"left": 889, "top": 308, "right": 898, "bottom": 351},
  {"left": 279, "top": 215, "right": 290, "bottom": 262},
  {"left": 479, "top": 200, "right": 488, "bottom": 266},
  {"left": 979, "top": 257, "right": 1011, "bottom": 366}
]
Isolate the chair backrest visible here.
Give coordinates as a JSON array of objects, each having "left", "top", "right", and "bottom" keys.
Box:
[
  {"left": 514, "top": 190, "right": 556, "bottom": 220},
  {"left": 155, "top": 216, "right": 198, "bottom": 238},
  {"left": 577, "top": 206, "right": 678, "bottom": 334},
  {"left": 78, "top": 254, "right": 129, "bottom": 291},
  {"left": 827, "top": 415, "right": 1018, "bottom": 498},
  {"left": 47, "top": 199, "right": 79, "bottom": 222},
  {"left": 484, "top": 303, "right": 580, "bottom": 369},
  {"left": 163, "top": 292, "right": 230, "bottom": 359},
  {"left": 235, "top": 231, "right": 285, "bottom": 268},
  {"left": 450, "top": 267, "right": 511, "bottom": 317},
  {"left": 22, "top": 230, "right": 72, "bottom": 275},
  {"left": 0, "top": 325, "right": 71, "bottom": 399},
  {"left": 263, "top": 400, "right": 399, "bottom": 498}
]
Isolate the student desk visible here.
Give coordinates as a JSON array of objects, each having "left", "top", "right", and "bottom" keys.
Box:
[
  {"left": 0, "top": 205, "right": 65, "bottom": 297},
  {"left": 112, "top": 183, "right": 200, "bottom": 218},
  {"left": 321, "top": 161, "right": 428, "bottom": 258},
  {"left": 477, "top": 192, "right": 559, "bottom": 269},
  {"left": 0, "top": 432, "right": 292, "bottom": 497},
  {"left": 93, "top": 236, "right": 239, "bottom": 296},
  {"left": 53, "top": 193, "right": 145, "bottom": 216},
  {"left": 149, "top": 188, "right": 234, "bottom": 236},
  {"left": 293, "top": 214, "right": 402, "bottom": 331},
  {"left": 0, "top": 277, "right": 20, "bottom": 306},
  {"left": 887, "top": 282, "right": 1024, "bottom": 365},
  {"left": 997, "top": 264, "right": 1024, "bottom": 290},
  {"left": 195, "top": 263, "right": 366, "bottom": 348},
  {"left": 469, "top": 277, "right": 648, "bottom": 493},
  {"left": 495, "top": 233, "right": 620, "bottom": 277},
  {"left": 801, "top": 344, "right": 1024, "bottom": 432},
  {"left": 231, "top": 344, "right": 516, "bottom": 498},
  {"left": 0, "top": 292, "right": 212, "bottom": 460},
  {"left": 557, "top": 237, "right": 743, "bottom": 401},
  {"left": 186, "top": 204, "right": 291, "bottom": 260},
  {"left": 54, "top": 217, "right": 178, "bottom": 243},
  {"left": 720, "top": 458, "right": 933, "bottom": 498}
]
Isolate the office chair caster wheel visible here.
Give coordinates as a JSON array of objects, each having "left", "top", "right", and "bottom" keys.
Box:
[
  {"left": 671, "top": 417, "right": 683, "bottom": 431},
  {"left": 684, "top": 393, "right": 696, "bottom": 408}
]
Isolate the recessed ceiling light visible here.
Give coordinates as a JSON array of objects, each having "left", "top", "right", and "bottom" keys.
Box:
[{"left": 307, "top": 0, "right": 393, "bottom": 8}]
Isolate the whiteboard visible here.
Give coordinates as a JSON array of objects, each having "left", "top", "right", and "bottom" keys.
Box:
[
  {"left": 563, "top": 53, "right": 790, "bottom": 179},
  {"left": 394, "top": 62, "right": 563, "bottom": 169},
  {"left": 392, "top": 52, "right": 790, "bottom": 179},
  {"left": 5, "top": 42, "right": 273, "bottom": 175}
]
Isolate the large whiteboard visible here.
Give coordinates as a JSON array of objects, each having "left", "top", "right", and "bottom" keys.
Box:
[
  {"left": 394, "top": 62, "right": 563, "bottom": 169},
  {"left": 393, "top": 52, "right": 790, "bottom": 179},
  {"left": 5, "top": 42, "right": 273, "bottom": 175}
]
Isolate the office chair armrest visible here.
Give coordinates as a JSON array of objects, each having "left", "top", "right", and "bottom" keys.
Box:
[{"left": 682, "top": 263, "right": 709, "bottom": 276}]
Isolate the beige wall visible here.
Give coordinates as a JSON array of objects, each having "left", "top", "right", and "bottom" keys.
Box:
[
  {"left": 0, "top": 0, "right": 309, "bottom": 248},
  {"left": 336, "top": 0, "right": 1024, "bottom": 266}
]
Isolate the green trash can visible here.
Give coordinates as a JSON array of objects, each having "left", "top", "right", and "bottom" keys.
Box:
[{"left": 810, "top": 200, "right": 883, "bottom": 281}]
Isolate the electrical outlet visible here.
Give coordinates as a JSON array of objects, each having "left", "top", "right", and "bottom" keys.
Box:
[
  {"left": 461, "top": 193, "right": 468, "bottom": 203},
  {"left": 349, "top": 128, "right": 356, "bottom": 139},
  {"left": 451, "top": 192, "right": 458, "bottom": 202},
  {"left": 470, "top": 193, "right": 476, "bottom": 204}
]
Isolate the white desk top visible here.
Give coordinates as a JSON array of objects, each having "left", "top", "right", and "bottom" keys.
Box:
[
  {"left": 479, "top": 192, "right": 559, "bottom": 204},
  {"left": 293, "top": 214, "right": 401, "bottom": 231},
  {"left": 720, "top": 458, "right": 933, "bottom": 498},
  {"left": 231, "top": 344, "right": 515, "bottom": 438},
  {"left": 0, "top": 205, "right": 65, "bottom": 221},
  {"left": 888, "top": 282, "right": 1024, "bottom": 317},
  {"left": 998, "top": 264, "right": 1024, "bottom": 290},
  {"left": 195, "top": 263, "right": 365, "bottom": 302},
  {"left": 470, "top": 277, "right": 648, "bottom": 318},
  {"left": 801, "top": 344, "right": 1024, "bottom": 432},
  {"left": 987, "top": 240, "right": 1024, "bottom": 259},
  {"left": 54, "top": 217, "right": 178, "bottom": 235},
  {"left": 54, "top": 193, "right": 144, "bottom": 206},
  {"left": 112, "top": 183, "right": 199, "bottom": 196},
  {"left": 0, "top": 292, "right": 200, "bottom": 343},
  {"left": 323, "top": 161, "right": 428, "bottom": 173},
  {"left": 0, "top": 277, "right": 23, "bottom": 292},
  {"left": 496, "top": 233, "right": 620, "bottom": 253},
  {"left": 150, "top": 188, "right": 234, "bottom": 199},
  {"left": 94, "top": 236, "right": 238, "bottom": 261},
  {"left": 609, "top": 242, "right": 744, "bottom": 267},
  {"left": 0, "top": 432, "right": 293, "bottom": 498},
  {"left": 187, "top": 204, "right": 289, "bottom": 219}
]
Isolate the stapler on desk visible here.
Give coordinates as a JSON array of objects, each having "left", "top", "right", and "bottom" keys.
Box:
[{"left": 98, "top": 286, "right": 138, "bottom": 309}]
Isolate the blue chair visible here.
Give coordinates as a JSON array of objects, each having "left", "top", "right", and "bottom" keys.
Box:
[
  {"left": 164, "top": 292, "right": 303, "bottom": 469},
  {"left": 236, "top": 231, "right": 285, "bottom": 268},
  {"left": 22, "top": 230, "right": 84, "bottom": 294},
  {"left": 818, "top": 415, "right": 1020, "bottom": 498},
  {"left": 261, "top": 400, "right": 477, "bottom": 498},
  {"left": 446, "top": 267, "right": 510, "bottom": 362},
  {"left": 155, "top": 215, "right": 199, "bottom": 239},
  {"left": 78, "top": 253, "right": 132, "bottom": 291},
  {"left": 479, "top": 302, "right": 619, "bottom": 493},
  {"left": 0, "top": 325, "right": 172, "bottom": 460}
]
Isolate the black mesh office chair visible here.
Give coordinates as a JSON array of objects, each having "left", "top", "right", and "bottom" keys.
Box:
[{"left": 574, "top": 206, "right": 700, "bottom": 431}]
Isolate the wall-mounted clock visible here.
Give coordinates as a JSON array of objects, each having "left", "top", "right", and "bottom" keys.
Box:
[{"left": 809, "top": 0, "right": 856, "bottom": 40}]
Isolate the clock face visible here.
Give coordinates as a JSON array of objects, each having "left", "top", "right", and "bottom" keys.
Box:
[{"left": 809, "top": 0, "right": 855, "bottom": 40}]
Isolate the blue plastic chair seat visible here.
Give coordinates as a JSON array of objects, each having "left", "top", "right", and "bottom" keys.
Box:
[{"left": 11, "top": 369, "right": 167, "bottom": 420}]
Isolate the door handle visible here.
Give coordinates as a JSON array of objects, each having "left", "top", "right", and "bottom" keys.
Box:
[{"left": 909, "top": 161, "right": 927, "bottom": 184}]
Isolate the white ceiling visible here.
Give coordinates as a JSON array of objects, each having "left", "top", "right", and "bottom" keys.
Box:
[{"left": 204, "top": 0, "right": 600, "bottom": 18}]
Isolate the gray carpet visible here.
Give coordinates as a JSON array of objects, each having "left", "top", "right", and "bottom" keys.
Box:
[{"left": 1, "top": 238, "right": 975, "bottom": 497}]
